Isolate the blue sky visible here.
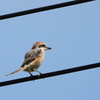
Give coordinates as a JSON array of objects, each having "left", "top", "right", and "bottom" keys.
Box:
[{"left": 1, "top": 0, "right": 100, "bottom": 100}]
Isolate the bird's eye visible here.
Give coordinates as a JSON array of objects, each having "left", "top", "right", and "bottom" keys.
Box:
[{"left": 39, "top": 44, "right": 46, "bottom": 48}]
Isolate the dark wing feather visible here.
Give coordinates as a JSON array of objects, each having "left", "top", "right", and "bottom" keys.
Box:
[
  {"left": 21, "top": 49, "right": 41, "bottom": 67},
  {"left": 25, "top": 49, "right": 41, "bottom": 59}
]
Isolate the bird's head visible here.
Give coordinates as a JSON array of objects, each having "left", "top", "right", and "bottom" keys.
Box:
[{"left": 32, "top": 42, "right": 51, "bottom": 51}]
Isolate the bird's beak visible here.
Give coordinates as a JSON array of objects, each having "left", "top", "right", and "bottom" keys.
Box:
[{"left": 47, "top": 47, "right": 52, "bottom": 50}]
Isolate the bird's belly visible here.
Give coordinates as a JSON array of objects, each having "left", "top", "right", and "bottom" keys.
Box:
[
  {"left": 24, "top": 63, "right": 40, "bottom": 72},
  {"left": 24, "top": 58, "right": 42, "bottom": 72},
  {"left": 24, "top": 56, "right": 44, "bottom": 72}
]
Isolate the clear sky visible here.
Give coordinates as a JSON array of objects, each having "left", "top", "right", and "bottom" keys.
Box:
[{"left": 1, "top": 0, "right": 100, "bottom": 100}]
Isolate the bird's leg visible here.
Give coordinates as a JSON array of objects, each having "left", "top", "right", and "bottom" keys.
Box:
[
  {"left": 36, "top": 70, "right": 44, "bottom": 79},
  {"left": 36, "top": 70, "right": 43, "bottom": 75},
  {"left": 29, "top": 72, "right": 35, "bottom": 82},
  {"left": 33, "top": 69, "right": 42, "bottom": 77},
  {"left": 29, "top": 72, "right": 33, "bottom": 77}
]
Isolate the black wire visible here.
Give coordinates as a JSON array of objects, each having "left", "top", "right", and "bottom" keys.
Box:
[
  {"left": 0, "top": 0, "right": 95, "bottom": 20},
  {"left": 0, "top": 62, "right": 100, "bottom": 87}
]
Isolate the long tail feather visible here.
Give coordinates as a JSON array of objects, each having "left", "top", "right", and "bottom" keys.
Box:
[{"left": 6, "top": 67, "right": 25, "bottom": 76}]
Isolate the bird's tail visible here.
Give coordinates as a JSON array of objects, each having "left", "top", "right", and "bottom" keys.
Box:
[{"left": 6, "top": 67, "right": 25, "bottom": 76}]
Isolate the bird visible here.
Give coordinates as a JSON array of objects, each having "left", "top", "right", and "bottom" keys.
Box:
[{"left": 6, "top": 42, "right": 51, "bottom": 76}]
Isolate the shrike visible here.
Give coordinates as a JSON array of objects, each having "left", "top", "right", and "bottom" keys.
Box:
[{"left": 6, "top": 42, "right": 51, "bottom": 76}]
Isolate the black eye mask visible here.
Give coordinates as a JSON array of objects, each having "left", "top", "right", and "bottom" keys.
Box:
[{"left": 39, "top": 44, "right": 46, "bottom": 48}]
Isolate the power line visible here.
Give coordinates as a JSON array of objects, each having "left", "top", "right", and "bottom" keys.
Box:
[
  {"left": 0, "top": 0, "right": 94, "bottom": 20},
  {"left": 0, "top": 62, "right": 100, "bottom": 87}
]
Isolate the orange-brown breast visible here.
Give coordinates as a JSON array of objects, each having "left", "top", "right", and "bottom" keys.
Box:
[{"left": 24, "top": 51, "right": 45, "bottom": 72}]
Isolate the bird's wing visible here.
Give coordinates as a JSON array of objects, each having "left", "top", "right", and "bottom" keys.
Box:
[
  {"left": 6, "top": 49, "right": 42, "bottom": 76},
  {"left": 21, "top": 49, "right": 41, "bottom": 67}
]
